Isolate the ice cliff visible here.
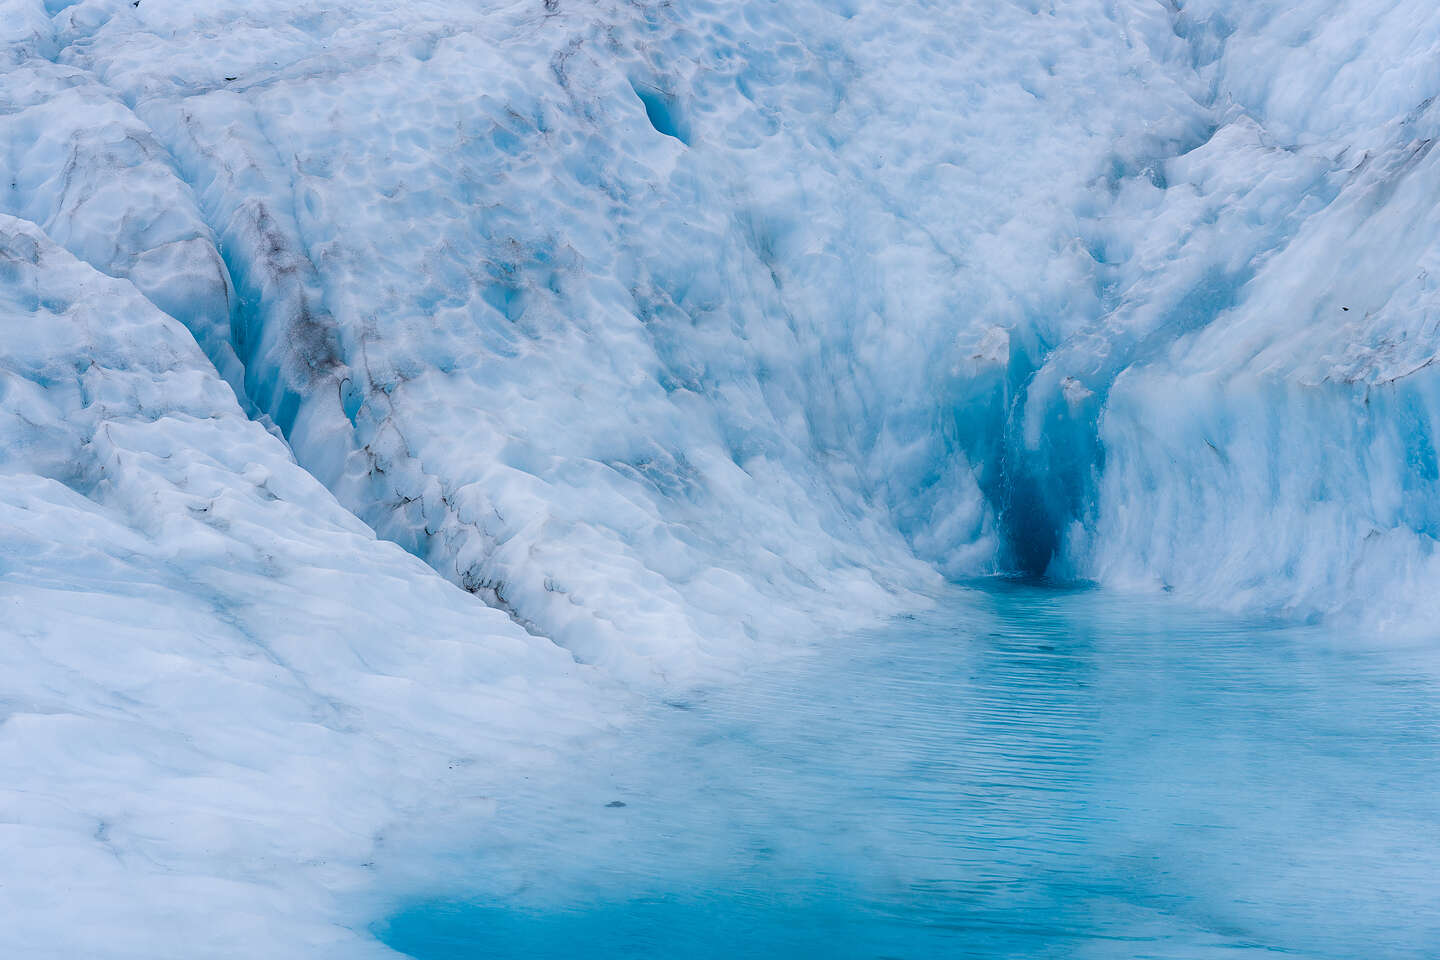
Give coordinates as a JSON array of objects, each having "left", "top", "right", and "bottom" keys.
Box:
[{"left": 3, "top": 0, "right": 1440, "bottom": 955}]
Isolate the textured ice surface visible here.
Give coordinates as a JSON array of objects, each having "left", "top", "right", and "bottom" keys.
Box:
[
  {"left": 5, "top": 0, "right": 1440, "bottom": 955},
  {"left": 0, "top": 217, "right": 608, "bottom": 957},
  {"left": 1073, "top": 1, "right": 1440, "bottom": 625},
  {"left": 8, "top": 0, "right": 1438, "bottom": 658},
  {"left": 12, "top": 0, "right": 1206, "bottom": 679}
]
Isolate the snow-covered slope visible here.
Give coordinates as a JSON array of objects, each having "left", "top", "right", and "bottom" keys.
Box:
[
  {"left": 0, "top": 216, "right": 607, "bottom": 956},
  {"left": 4, "top": 0, "right": 1440, "bottom": 953}
]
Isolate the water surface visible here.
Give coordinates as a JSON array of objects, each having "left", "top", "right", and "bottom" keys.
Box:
[{"left": 377, "top": 583, "right": 1440, "bottom": 959}]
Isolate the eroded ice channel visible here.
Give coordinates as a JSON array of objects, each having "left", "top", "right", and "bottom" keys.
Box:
[{"left": 371, "top": 583, "right": 1440, "bottom": 959}]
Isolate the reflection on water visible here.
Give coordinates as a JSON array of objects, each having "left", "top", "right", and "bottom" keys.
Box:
[{"left": 376, "top": 582, "right": 1440, "bottom": 959}]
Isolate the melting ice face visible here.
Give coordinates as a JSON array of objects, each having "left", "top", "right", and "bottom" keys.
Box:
[
  {"left": 5, "top": 0, "right": 1440, "bottom": 956},
  {"left": 7, "top": 0, "right": 1440, "bottom": 688},
  {"left": 375, "top": 584, "right": 1440, "bottom": 959}
]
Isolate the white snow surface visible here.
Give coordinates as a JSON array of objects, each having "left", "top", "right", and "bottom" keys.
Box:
[
  {"left": 0, "top": 215, "right": 612, "bottom": 955},
  {"left": 4, "top": 0, "right": 1440, "bottom": 954}
]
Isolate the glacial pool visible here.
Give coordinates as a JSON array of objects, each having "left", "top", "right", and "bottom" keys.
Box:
[{"left": 374, "top": 582, "right": 1440, "bottom": 959}]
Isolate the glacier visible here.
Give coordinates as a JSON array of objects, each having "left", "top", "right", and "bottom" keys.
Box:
[{"left": 3, "top": 0, "right": 1440, "bottom": 955}]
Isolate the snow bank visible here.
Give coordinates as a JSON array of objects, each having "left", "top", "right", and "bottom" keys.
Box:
[{"left": 0, "top": 216, "right": 608, "bottom": 957}]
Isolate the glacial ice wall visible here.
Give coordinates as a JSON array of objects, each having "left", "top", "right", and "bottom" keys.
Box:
[
  {"left": 1076, "top": 0, "right": 1440, "bottom": 627},
  {"left": 4, "top": 0, "right": 1438, "bottom": 654}
]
